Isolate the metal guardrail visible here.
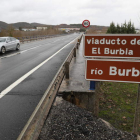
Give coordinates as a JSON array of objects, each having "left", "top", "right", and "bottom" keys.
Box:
[{"left": 17, "top": 34, "right": 83, "bottom": 140}]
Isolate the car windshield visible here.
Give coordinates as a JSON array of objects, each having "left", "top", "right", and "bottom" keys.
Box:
[{"left": 0, "top": 38, "right": 6, "bottom": 42}]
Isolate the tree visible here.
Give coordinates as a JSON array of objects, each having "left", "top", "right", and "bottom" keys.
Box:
[
  {"left": 107, "top": 22, "right": 116, "bottom": 34},
  {"left": 7, "top": 25, "right": 15, "bottom": 37},
  {"left": 127, "top": 21, "right": 136, "bottom": 34},
  {"left": 121, "top": 21, "right": 127, "bottom": 33},
  {"left": 106, "top": 20, "right": 136, "bottom": 34},
  {"left": 131, "top": 24, "right": 136, "bottom": 34},
  {"left": 116, "top": 24, "right": 121, "bottom": 33},
  {"left": 19, "top": 27, "right": 22, "bottom": 31},
  {"left": 79, "top": 28, "right": 86, "bottom": 32}
]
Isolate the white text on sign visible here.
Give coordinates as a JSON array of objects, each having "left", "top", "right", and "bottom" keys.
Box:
[
  {"left": 91, "top": 67, "right": 140, "bottom": 77},
  {"left": 87, "top": 38, "right": 140, "bottom": 45},
  {"left": 92, "top": 48, "right": 133, "bottom": 55},
  {"left": 84, "top": 35, "right": 140, "bottom": 58}
]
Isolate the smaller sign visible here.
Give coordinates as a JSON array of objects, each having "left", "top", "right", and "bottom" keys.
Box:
[
  {"left": 86, "top": 59, "right": 140, "bottom": 83},
  {"left": 82, "top": 20, "right": 90, "bottom": 28}
]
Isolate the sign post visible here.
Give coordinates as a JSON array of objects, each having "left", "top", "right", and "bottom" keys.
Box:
[
  {"left": 90, "top": 81, "right": 96, "bottom": 90},
  {"left": 133, "top": 84, "right": 140, "bottom": 134}
]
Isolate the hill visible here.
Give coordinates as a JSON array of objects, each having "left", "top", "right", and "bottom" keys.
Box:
[
  {"left": 0, "top": 21, "right": 8, "bottom": 29},
  {"left": 0, "top": 21, "right": 108, "bottom": 31},
  {"left": 0, "top": 21, "right": 49, "bottom": 29},
  {"left": 31, "top": 22, "right": 48, "bottom": 27},
  {"left": 10, "top": 22, "right": 33, "bottom": 28}
]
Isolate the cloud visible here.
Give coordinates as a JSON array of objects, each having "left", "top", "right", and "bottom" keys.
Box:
[
  {"left": 80, "top": 0, "right": 122, "bottom": 10},
  {"left": 0, "top": 0, "right": 140, "bottom": 28}
]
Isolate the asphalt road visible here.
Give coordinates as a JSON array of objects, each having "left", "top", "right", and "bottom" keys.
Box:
[{"left": 0, "top": 33, "right": 81, "bottom": 140}]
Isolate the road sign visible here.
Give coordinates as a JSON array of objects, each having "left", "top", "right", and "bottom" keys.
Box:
[
  {"left": 82, "top": 20, "right": 90, "bottom": 28},
  {"left": 84, "top": 34, "right": 140, "bottom": 58},
  {"left": 86, "top": 59, "right": 140, "bottom": 83}
]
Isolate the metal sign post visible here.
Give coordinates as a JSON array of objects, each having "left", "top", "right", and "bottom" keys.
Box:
[
  {"left": 133, "top": 84, "right": 140, "bottom": 134},
  {"left": 90, "top": 81, "right": 96, "bottom": 90}
]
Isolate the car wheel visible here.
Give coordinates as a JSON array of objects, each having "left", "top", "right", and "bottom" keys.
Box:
[
  {"left": 1, "top": 47, "right": 6, "bottom": 54},
  {"left": 16, "top": 44, "right": 20, "bottom": 50}
]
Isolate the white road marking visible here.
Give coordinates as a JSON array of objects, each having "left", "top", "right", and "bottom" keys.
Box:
[
  {"left": 0, "top": 36, "right": 80, "bottom": 99},
  {"left": 20, "top": 45, "right": 42, "bottom": 53},
  {"left": 0, "top": 53, "right": 21, "bottom": 59},
  {"left": 0, "top": 45, "right": 43, "bottom": 59},
  {"left": 0, "top": 43, "right": 49, "bottom": 59}
]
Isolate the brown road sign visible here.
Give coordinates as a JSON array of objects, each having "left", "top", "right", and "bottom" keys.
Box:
[
  {"left": 84, "top": 34, "right": 140, "bottom": 58},
  {"left": 86, "top": 59, "right": 140, "bottom": 83}
]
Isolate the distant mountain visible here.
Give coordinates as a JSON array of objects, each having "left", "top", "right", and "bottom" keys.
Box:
[
  {"left": 0, "top": 21, "right": 108, "bottom": 31},
  {"left": 0, "top": 21, "right": 49, "bottom": 29},
  {"left": 0, "top": 21, "right": 8, "bottom": 29},
  {"left": 31, "top": 22, "right": 48, "bottom": 27},
  {"left": 10, "top": 22, "right": 33, "bottom": 28}
]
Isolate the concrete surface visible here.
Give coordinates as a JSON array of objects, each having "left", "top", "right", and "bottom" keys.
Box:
[
  {"left": 59, "top": 37, "right": 92, "bottom": 93},
  {"left": 59, "top": 37, "right": 97, "bottom": 114}
]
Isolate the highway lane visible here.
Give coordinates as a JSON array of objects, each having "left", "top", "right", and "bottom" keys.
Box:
[
  {"left": 0, "top": 34, "right": 75, "bottom": 59},
  {"left": 0, "top": 33, "right": 79, "bottom": 92},
  {"left": 0, "top": 33, "right": 81, "bottom": 140}
]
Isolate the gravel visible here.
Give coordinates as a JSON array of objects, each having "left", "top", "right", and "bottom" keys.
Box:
[{"left": 38, "top": 97, "right": 137, "bottom": 140}]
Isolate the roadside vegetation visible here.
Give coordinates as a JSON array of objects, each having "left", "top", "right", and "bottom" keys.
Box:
[
  {"left": 86, "top": 26, "right": 108, "bottom": 34},
  {"left": 86, "top": 20, "right": 136, "bottom": 34},
  {"left": 0, "top": 25, "right": 65, "bottom": 38},
  {"left": 107, "top": 20, "right": 136, "bottom": 34},
  {"left": 99, "top": 82, "right": 138, "bottom": 132}
]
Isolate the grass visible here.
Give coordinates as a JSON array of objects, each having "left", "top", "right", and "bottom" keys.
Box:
[{"left": 99, "top": 82, "right": 138, "bottom": 132}]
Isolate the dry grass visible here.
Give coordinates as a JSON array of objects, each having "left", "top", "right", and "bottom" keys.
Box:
[
  {"left": 0, "top": 28, "right": 64, "bottom": 38},
  {"left": 87, "top": 27, "right": 108, "bottom": 34}
]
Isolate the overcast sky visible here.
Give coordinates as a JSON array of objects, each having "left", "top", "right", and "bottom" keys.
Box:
[{"left": 0, "top": 0, "right": 140, "bottom": 28}]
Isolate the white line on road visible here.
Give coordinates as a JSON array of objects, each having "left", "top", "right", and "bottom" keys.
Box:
[
  {"left": 0, "top": 45, "right": 43, "bottom": 59},
  {"left": 20, "top": 45, "right": 42, "bottom": 53},
  {"left": 0, "top": 36, "right": 80, "bottom": 99},
  {"left": 0, "top": 52, "right": 21, "bottom": 59}
]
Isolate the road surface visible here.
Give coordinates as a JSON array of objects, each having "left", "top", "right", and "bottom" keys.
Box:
[{"left": 0, "top": 33, "right": 81, "bottom": 140}]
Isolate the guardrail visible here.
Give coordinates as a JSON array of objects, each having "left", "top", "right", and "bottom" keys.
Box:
[
  {"left": 17, "top": 34, "right": 83, "bottom": 140},
  {"left": 17, "top": 33, "right": 73, "bottom": 43}
]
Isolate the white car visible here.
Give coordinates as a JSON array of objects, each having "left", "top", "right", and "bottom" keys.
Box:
[{"left": 0, "top": 37, "right": 20, "bottom": 54}]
